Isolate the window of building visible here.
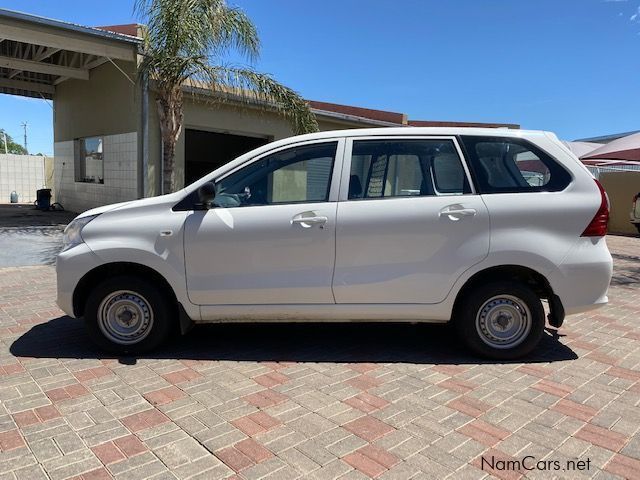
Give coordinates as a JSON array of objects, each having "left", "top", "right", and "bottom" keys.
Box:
[
  {"left": 460, "top": 136, "right": 571, "bottom": 193},
  {"left": 75, "top": 136, "right": 104, "bottom": 184},
  {"left": 348, "top": 139, "right": 470, "bottom": 200},
  {"left": 213, "top": 142, "right": 337, "bottom": 207}
]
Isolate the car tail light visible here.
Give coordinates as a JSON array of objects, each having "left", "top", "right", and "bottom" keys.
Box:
[{"left": 581, "top": 179, "right": 609, "bottom": 237}]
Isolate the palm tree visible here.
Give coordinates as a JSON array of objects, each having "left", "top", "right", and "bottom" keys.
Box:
[{"left": 135, "top": 0, "right": 319, "bottom": 194}]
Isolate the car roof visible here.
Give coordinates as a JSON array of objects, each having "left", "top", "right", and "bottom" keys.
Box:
[{"left": 272, "top": 127, "right": 550, "bottom": 146}]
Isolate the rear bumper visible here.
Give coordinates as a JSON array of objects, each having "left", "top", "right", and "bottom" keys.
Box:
[
  {"left": 564, "top": 295, "right": 608, "bottom": 315},
  {"left": 549, "top": 237, "right": 613, "bottom": 316}
]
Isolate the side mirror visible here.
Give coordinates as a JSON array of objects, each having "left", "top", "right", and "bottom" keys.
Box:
[{"left": 197, "top": 182, "right": 216, "bottom": 209}]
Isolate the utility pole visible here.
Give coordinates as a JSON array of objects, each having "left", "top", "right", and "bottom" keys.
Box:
[{"left": 20, "top": 121, "right": 28, "bottom": 153}]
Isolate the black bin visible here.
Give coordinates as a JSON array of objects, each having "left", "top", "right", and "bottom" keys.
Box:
[{"left": 36, "top": 188, "right": 52, "bottom": 210}]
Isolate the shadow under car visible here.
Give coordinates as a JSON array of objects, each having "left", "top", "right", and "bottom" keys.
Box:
[{"left": 10, "top": 316, "right": 578, "bottom": 365}]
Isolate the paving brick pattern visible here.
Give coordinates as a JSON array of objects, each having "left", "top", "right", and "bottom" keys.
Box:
[{"left": 0, "top": 235, "right": 638, "bottom": 479}]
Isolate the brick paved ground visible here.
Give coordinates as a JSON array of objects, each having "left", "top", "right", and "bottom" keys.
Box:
[{"left": 0, "top": 235, "right": 638, "bottom": 479}]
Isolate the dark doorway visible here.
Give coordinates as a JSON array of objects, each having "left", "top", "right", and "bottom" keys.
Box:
[{"left": 185, "top": 129, "right": 270, "bottom": 186}]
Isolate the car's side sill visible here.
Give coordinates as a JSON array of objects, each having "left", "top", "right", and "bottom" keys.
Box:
[{"left": 197, "top": 304, "right": 450, "bottom": 323}]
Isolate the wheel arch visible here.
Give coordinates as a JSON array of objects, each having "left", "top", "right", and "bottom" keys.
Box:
[
  {"left": 72, "top": 262, "right": 178, "bottom": 318},
  {"left": 452, "top": 264, "right": 557, "bottom": 317}
]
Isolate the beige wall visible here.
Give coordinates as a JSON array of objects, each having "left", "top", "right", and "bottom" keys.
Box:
[
  {"left": 147, "top": 94, "right": 292, "bottom": 195},
  {"left": 54, "top": 60, "right": 139, "bottom": 142},
  {"left": 599, "top": 171, "right": 640, "bottom": 235},
  {"left": 53, "top": 60, "right": 141, "bottom": 212},
  {"left": 146, "top": 93, "right": 380, "bottom": 196}
]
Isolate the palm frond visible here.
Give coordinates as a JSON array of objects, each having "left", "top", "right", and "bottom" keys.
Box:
[
  {"left": 134, "top": 0, "right": 318, "bottom": 192},
  {"left": 136, "top": 0, "right": 258, "bottom": 62},
  {"left": 201, "top": 65, "right": 318, "bottom": 135},
  {"left": 206, "top": 5, "right": 260, "bottom": 60}
]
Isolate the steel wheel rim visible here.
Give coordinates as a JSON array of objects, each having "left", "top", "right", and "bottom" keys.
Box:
[
  {"left": 97, "top": 290, "right": 153, "bottom": 345},
  {"left": 475, "top": 294, "right": 532, "bottom": 349}
]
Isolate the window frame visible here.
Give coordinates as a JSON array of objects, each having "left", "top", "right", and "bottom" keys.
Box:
[
  {"left": 458, "top": 135, "right": 573, "bottom": 194},
  {"left": 339, "top": 136, "right": 476, "bottom": 201},
  {"left": 174, "top": 138, "right": 346, "bottom": 211},
  {"left": 74, "top": 135, "right": 105, "bottom": 185}
]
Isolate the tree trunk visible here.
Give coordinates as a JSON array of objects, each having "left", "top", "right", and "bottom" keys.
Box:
[{"left": 156, "top": 87, "right": 183, "bottom": 194}]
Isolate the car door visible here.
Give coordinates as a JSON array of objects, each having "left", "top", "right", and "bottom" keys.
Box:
[
  {"left": 333, "top": 136, "right": 490, "bottom": 304},
  {"left": 184, "top": 139, "right": 343, "bottom": 305}
]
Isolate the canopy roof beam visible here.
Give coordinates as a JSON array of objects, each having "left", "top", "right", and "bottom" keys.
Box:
[
  {"left": 7, "top": 46, "right": 61, "bottom": 79},
  {"left": 0, "top": 22, "right": 136, "bottom": 61},
  {"left": 0, "top": 10, "right": 139, "bottom": 98},
  {"left": 0, "top": 55, "right": 89, "bottom": 80},
  {"left": 0, "top": 77, "right": 55, "bottom": 94}
]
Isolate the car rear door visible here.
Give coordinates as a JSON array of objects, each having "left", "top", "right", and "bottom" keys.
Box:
[{"left": 332, "top": 136, "right": 490, "bottom": 304}]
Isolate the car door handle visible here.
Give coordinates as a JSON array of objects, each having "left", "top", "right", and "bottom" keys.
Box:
[
  {"left": 291, "top": 210, "right": 329, "bottom": 230},
  {"left": 439, "top": 206, "right": 477, "bottom": 219},
  {"left": 292, "top": 215, "right": 328, "bottom": 225}
]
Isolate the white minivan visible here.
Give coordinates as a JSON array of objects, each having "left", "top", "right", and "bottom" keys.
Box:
[{"left": 56, "top": 128, "right": 613, "bottom": 359}]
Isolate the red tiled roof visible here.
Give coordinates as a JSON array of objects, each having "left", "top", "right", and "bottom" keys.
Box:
[
  {"left": 309, "top": 100, "right": 519, "bottom": 129},
  {"left": 408, "top": 120, "right": 519, "bottom": 129},
  {"left": 309, "top": 100, "right": 407, "bottom": 125},
  {"left": 95, "top": 24, "right": 140, "bottom": 38}
]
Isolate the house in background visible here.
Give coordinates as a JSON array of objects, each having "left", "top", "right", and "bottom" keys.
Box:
[{"left": 0, "top": 9, "right": 518, "bottom": 213}]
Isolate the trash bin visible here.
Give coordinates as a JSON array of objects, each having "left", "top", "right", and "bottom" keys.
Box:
[
  {"left": 10, "top": 191, "right": 18, "bottom": 203},
  {"left": 36, "top": 188, "right": 52, "bottom": 210}
]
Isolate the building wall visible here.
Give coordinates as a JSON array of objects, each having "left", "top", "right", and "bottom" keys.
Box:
[
  {"left": 0, "top": 154, "right": 46, "bottom": 203},
  {"left": 599, "top": 171, "right": 640, "bottom": 236},
  {"left": 53, "top": 132, "right": 138, "bottom": 213},
  {"left": 146, "top": 93, "right": 381, "bottom": 196},
  {"left": 53, "top": 60, "right": 141, "bottom": 213},
  {"left": 147, "top": 94, "right": 294, "bottom": 196},
  {"left": 54, "top": 60, "right": 139, "bottom": 141}
]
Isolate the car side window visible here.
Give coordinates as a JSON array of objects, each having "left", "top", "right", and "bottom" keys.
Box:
[
  {"left": 460, "top": 136, "right": 571, "bottom": 193},
  {"left": 214, "top": 142, "right": 337, "bottom": 207},
  {"left": 348, "top": 139, "right": 471, "bottom": 200}
]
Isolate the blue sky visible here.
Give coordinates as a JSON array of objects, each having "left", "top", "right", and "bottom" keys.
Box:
[{"left": 1, "top": 0, "right": 639, "bottom": 155}]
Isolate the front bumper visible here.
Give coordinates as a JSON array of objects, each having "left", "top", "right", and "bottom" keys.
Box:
[{"left": 56, "top": 243, "right": 102, "bottom": 317}]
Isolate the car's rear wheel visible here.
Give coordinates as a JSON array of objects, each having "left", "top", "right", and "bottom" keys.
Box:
[
  {"left": 454, "top": 281, "right": 545, "bottom": 360},
  {"left": 84, "top": 276, "right": 174, "bottom": 354}
]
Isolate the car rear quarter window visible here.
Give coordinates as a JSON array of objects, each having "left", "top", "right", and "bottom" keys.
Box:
[{"left": 459, "top": 136, "right": 571, "bottom": 193}]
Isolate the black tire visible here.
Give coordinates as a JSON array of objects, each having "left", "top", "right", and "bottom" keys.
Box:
[
  {"left": 84, "top": 275, "right": 175, "bottom": 355},
  {"left": 454, "top": 281, "right": 545, "bottom": 360},
  {"left": 635, "top": 224, "right": 640, "bottom": 235}
]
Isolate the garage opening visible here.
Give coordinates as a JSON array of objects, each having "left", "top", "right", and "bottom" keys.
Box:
[{"left": 185, "top": 129, "right": 270, "bottom": 186}]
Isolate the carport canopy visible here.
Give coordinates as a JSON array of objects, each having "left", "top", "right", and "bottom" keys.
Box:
[{"left": 0, "top": 9, "right": 139, "bottom": 99}]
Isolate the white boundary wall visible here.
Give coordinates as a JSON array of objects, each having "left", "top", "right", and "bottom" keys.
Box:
[{"left": 0, "top": 154, "right": 47, "bottom": 204}]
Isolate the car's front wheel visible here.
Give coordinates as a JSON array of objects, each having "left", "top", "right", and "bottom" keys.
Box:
[
  {"left": 84, "top": 276, "right": 174, "bottom": 354},
  {"left": 454, "top": 281, "right": 545, "bottom": 360}
]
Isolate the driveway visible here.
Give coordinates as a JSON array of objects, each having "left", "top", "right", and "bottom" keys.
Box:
[
  {"left": 0, "top": 236, "right": 638, "bottom": 479},
  {"left": 0, "top": 204, "right": 76, "bottom": 267}
]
